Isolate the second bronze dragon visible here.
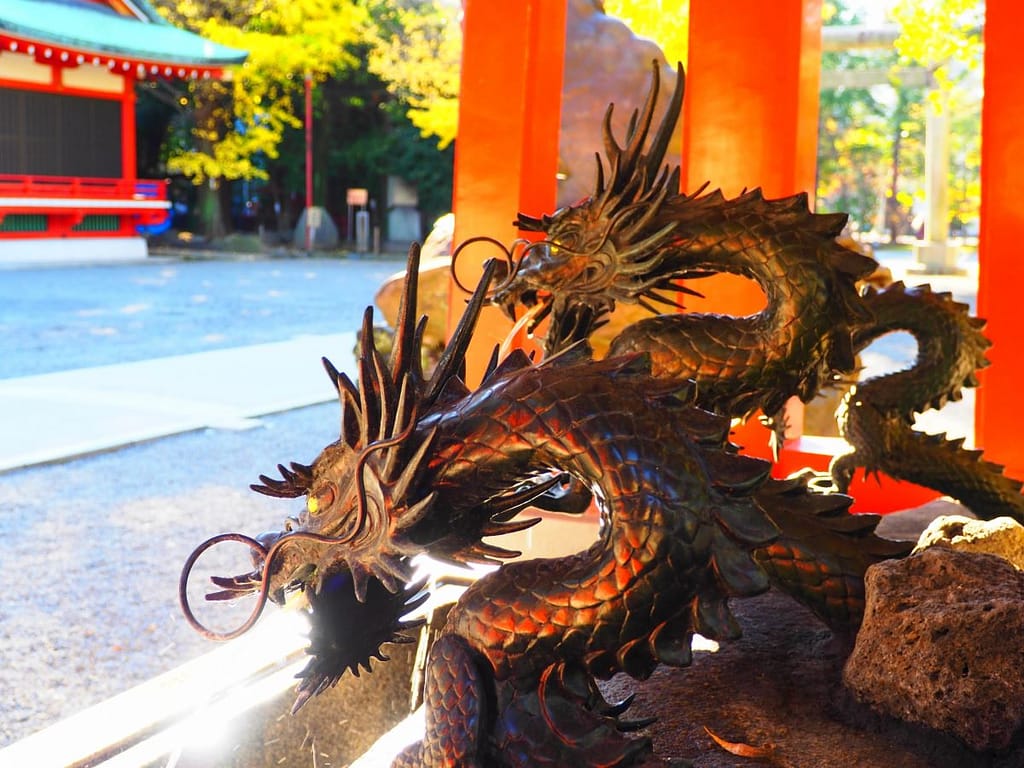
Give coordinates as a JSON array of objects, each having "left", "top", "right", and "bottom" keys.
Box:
[{"left": 180, "top": 64, "right": 1022, "bottom": 766}]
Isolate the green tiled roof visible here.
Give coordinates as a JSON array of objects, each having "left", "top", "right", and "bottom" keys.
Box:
[{"left": 0, "top": 0, "right": 247, "bottom": 66}]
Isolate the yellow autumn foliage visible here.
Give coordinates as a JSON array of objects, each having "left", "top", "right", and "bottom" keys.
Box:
[{"left": 154, "top": 0, "right": 368, "bottom": 183}]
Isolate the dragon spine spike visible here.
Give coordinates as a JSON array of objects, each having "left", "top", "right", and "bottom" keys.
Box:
[
  {"left": 644, "top": 63, "right": 685, "bottom": 182},
  {"left": 424, "top": 258, "right": 499, "bottom": 404},
  {"left": 338, "top": 373, "right": 361, "bottom": 447},
  {"left": 322, "top": 356, "right": 342, "bottom": 393},
  {"left": 381, "top": 378, "right": 412, "bottom": 479},
  {"left": 389, "top": 243, "right": 422, "bottom": 386},
  {"left": 481, "top": 344, "right": 501, "bottom": 382},
  {"left": 592, "top": 61, "right": 685, "bottom": 223},
  {"left": 357, "top": 307, "right": 378, "bottom": 447},
  {"left": 619, "top": 64, "right": 658, "bottom": 186},
  {"left": 389, "top": 426, "right": 438, "bottom": 505},
  {"left": 482, "top": 348, "right": 536, "bottom": 384},
  {"left": 480, "top": 516, "right": 542, "bottom": 538},
  {"left": 370, "top": 343, "right": 394, "bottom": 441},
  {"left": 392, "top": 490, "right": 437, "bottom": 533},
  {"left": 465, "top": 540, "right": 522, "bottom": 563}
]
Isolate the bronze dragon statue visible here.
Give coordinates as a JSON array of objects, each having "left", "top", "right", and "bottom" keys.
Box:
[
  {"left": 488, "top": 63, "right": 1024, "bottom": 524},
  {"left": 182, "top": 244, "right": 907, "bottom": 766},
  {"left": 178, "top": 63, "right": 1021, "bottom": 765}
]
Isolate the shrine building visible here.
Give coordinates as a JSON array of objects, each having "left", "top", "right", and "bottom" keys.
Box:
[{"left": 0, "top": 0, "right": 246, "bottom": 263}]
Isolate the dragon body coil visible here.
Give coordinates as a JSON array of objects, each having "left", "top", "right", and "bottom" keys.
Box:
[{"left": 181, "top": 62, "right": 1018, "bottom": 766}]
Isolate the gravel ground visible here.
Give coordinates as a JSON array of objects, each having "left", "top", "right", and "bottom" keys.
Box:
[{"left": 0, "top": 402, "right": 340, "bottom": 746}]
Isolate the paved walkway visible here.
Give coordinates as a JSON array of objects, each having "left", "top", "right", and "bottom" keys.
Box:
[
  {"left": 0, "top": 332, "right": 355, "bottom": 473},
  {"left": 0, "top": 248, "right": 980, "bottom": 475}
]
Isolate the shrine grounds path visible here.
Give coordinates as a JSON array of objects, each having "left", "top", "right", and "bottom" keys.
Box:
[
  {"left": 0, "top": 253, "right": 407, "bottom": 746},
  {"left": 0, "top": 246, "right": 977, "bottom": 746}
]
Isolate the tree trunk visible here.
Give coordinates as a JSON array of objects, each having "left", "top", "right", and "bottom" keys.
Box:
[{"left": 197, "top": 178, "right": 226, "bottom": 240}]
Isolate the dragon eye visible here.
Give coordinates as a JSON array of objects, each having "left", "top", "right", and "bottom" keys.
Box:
[{"left": 306, "top": 483, "right": 337, "bottom": 516}]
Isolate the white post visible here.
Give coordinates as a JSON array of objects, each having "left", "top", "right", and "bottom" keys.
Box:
[{"left": 912, "top": 94, "right": 962, "bottom": 273}]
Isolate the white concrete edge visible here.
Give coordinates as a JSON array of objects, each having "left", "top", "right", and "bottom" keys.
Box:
[
  {"left": 0, "top": 198, "right": 171, "bottom": 209},
  {"left": 0, "top": 333, "right": 357, "bottom": 472},
  {"left": 0, "top": 612, "right": 310, "bottom": 768},
  {"left": 0, "top": 237, "right": 150, "bottom": 264}
]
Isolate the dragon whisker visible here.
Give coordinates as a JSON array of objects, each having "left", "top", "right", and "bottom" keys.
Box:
[
  {"left": 499, "top": 298, "right": 551, "bottom": 360},
  {"left": 178, "top": 532, "right": 271, "bottom": 641},
  {"left": 451, "top": 235, "right": 525, "bottom": 297}
]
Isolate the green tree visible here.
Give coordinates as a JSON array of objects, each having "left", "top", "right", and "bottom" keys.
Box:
[
  {"left": 893, "top": 0, "right": 983, "bottom": 233},
  {"left": 150, "top": 0, "right": 368, "bottom": 237},
  {"left": 817, "top": 2, "right": 894, "bottom": 234},
  {"left": 366, "top": 0, "right": 461, "bottom": 149}
]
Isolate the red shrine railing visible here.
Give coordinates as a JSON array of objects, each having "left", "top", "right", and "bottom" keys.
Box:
[{"left": 0, "top": 174, "right": 170, "bottom": 238}]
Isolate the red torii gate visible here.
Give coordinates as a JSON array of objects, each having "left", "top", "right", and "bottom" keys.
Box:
[{"left": 449, "top": 0, "right": 1021, "bottom": 513}]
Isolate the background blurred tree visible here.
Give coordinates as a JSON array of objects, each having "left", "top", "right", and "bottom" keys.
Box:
[
  {"left": 893, "top": 0, "right": 983, "bottom": 235},
  {"left": 148, "top": 0, "right": 368, "bottom": 238},
  {"left": 366, "top": 0, "right": 461, "bottom": 150},
  {"left": 816, "top": 0, "right": 982, "bottom": 242},
  {"left": 817, "top": 1, "right": 895, "bottom": 236}
]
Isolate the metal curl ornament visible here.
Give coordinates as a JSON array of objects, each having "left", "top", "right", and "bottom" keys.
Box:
[
  {"left": 178, "top": 530, "right": 338, "bottom": 641},
  {"left": 450, "top": 235, "right": 526, "bottom": 296}
]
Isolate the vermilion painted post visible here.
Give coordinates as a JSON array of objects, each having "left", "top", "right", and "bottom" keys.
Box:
[
  {"left": 682, "top": 0, "right": 822, "bottom": 461},
  {"left": 121, "top": 73, "right": 136, "bottom": 181},
  {"left": 449, "top": 0, "right": 567, "bottom": 382},
  {"left": 976, "top": 0, "right": 1024, "bottom": 479},
  {"left": 305, "top": 72, "right": 314, "bottom": 252},
  {"left": 119, "top": 75, "right": 139, "bottom": 236}
]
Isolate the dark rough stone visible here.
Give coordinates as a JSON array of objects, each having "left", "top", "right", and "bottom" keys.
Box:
[{"left": 844, "top": 546, "right": 1024, "bottom": 753}]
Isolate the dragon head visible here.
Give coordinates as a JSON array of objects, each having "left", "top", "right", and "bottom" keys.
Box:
[
  {"left": 179, "top": 245, "right": 528, "bottom": 708},
  {"left": 489, "top": 62, "right": 704, "bottom": 353}
]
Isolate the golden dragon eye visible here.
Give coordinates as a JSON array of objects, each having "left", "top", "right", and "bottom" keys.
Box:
[{"left": 306, "top": 483, "right": 336, "bottom": 516}]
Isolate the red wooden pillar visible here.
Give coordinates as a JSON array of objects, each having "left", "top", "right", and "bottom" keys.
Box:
[
  {"left": 121, "top": 74, "right": 136, "bottom": 180},
  {"left": 976, "top": 0, "right": 1024, "bottom": 478},
  {"left": 682, "top": 0, "right": 822, "bottom": 459},
  {"left": 448, "top": 0, "right": 567, "bottom": 382}
]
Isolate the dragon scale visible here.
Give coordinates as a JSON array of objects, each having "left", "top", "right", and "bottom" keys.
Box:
[
  {"left": 399, "top": 353, "right": 778, "bottom": 766},
  {"left": 833, "top": 281, "right": 1024, "bottom": 521}
]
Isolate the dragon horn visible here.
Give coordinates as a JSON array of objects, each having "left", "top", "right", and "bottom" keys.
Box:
[
  {"left": 643, "top": 62, "right": 685, "bottom": 184},
  {"left": 620, "top": 64, "right": 660, "bottom": 176},
  {"left": 390, "top": 244, "right": 422, "bottom": 389},
  {"left": 424, "top": 257, "right": 499, "bottom": 404}
]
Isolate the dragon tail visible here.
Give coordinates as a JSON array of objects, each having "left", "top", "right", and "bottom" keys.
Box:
[
  {"left": 848, "top": 428, "right": 1024, "bottom": 524},
  {"left": 836, "top": 280, "right": 1024, "bottom": 522},
  {"left": 751, "top": 475, "right": 912, "bottom": 632}
]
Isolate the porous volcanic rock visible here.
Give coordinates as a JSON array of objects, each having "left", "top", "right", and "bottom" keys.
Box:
[
  {"left": 915, "top": 514, "right": 1024, "bottom": 568},
  {"left": 844, "top": 546, "right": 1024, "bottom": 753}
]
